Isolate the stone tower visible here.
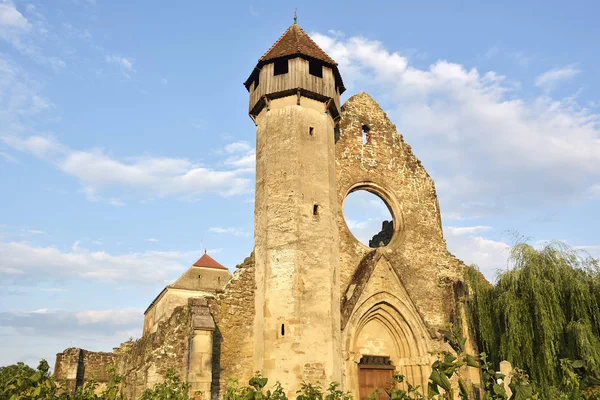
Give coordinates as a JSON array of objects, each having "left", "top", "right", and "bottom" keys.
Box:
[{"left": 244, "top": 22, "right": 346, "bottom": 393}]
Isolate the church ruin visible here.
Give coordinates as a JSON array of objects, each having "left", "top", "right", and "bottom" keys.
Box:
[{"left": 55, "top": 22, "right": 479, "bottom": 399}]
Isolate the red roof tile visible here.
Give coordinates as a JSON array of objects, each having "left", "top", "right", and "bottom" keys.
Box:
[
  {"left": 193, "top": 253, "right": 228, "bottom": 270},
  {"left": 259, "top": 23, "right": 337, "bottom": 66}
]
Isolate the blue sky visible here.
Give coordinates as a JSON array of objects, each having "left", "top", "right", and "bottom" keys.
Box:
[{"left": 1, "top": 0, "right": 599, "bottom": 367}]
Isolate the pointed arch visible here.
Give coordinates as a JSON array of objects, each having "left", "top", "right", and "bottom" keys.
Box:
[{"left": 342, "top": 256, "right": 435, "bottom": 396}]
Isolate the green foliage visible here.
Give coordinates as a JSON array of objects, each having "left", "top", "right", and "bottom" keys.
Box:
[
  {"left": 296, "top": 381, "right": 323, "bottom": 400},
  {"left": 384, "top": 373, "right": 423, "bottom": 400},
  {"left": 465, "top": 240, "right": 600, "bottom": 396},
  {"left": 0, "top": 359, "right": 65, "bottom": 400},
  {"left": 478, "top": 353, "right": 507, "bottom": 400},
  {"left": 0, "top": 361, "right": 191, "bottom": 400},
  {"left": 224, "top": 372, "right": 289, "bottom": 400},
  {"left": 140, "top": 369, "right": 196, "bottom": 400}
]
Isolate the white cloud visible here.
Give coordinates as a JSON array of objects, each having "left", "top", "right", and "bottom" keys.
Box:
[
  {"left": 105, "top": 54, "right": 135, "bottom": 76},
  {"left": 225, "top": 141, "right": 252, "bottom": 153},
  {"left": 535, "top": 65, "right": 580, "bottom": 89},
  {"left": 24, "top": 229, "right": 44, "bottom": 235},
  {"left": 0, "top": 241, "right": 193, "bottom": 285},
  {"left": 145, "top": 238, "right": 159, "bottom": 243},
  {"left": 75, "top": 308, "right": 142, "bottom": 325},
  {"left": 445, "top": 226, "right": 492, "bottom": 236},
  {"left": 0, "top": 308, "right": 142, "bottom": 367},
  {"left": 574, "top": 245, "right": 600, "bottom": 260},
  {"left": 0, "top": 2, "right": 31, "bottom": 41},
  {"left": 313, "top": 32, "right": 600, "bottom": 217},
  {"left": 4, "top": 135, "right": 253, "bottom": 201},
  {"left": 445, "top": 233, "right": 511, "bottom": 282},
  {"left": 0, "top": 3, "right": 64, "bottom": 68},
  {"left": 0, "top": 151, "right": 17, "bottom": 162},
  {"left": 209, "top": 227, "right": 250, "bottom": 237}
]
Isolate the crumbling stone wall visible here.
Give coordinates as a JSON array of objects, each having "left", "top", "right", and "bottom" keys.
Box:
[
  {"left": 55, "top": 301, "right": 199, "bottom": 399},
  {"left": 54, "top": 348, "right": 117, "bottom": 392},
  {"left": 208, "top": 253, "right": 255, "bottom": 400},
  {"left": 116, "top": 304, "right": 193, "bottom": 399},
  {"left": 336, "top": 92, "right": 465, "bottom": 333}
]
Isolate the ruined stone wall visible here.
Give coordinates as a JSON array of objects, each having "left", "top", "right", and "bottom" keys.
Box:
[
  {"left": 336, "top": 92, "right": 480, "bottom": 398},
  {"left": 55, "top": 300, "right": 203, "bottom": 399},
  {"left": 54, "top": 348, "right": 117, "bottom": 391},
  {"left": 336, "top": 92, "right": 465, "bottom": 334},
  {"left": 116, "top": 304, "right": 193, "bottom": 399},
  {"left": 143, "top": 288, "right": 213, "bottom": 335},
  {"left": 208, "top": 253, "right": 256, "bottom": 400}
]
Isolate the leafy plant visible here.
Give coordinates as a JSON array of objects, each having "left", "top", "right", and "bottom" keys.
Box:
[
  {"left": 464, "top": 240, "right": 600, "bottom": 397},
  {"left": 140, "top": 369, "right": 195, "bottom": 399}
]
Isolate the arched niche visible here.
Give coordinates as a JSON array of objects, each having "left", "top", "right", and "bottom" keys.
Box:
[{"left": 343, "top": 290, "right": 433, "bottom": 397}]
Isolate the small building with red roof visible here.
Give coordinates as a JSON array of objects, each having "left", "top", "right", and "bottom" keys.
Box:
[{"left": 142, "top": 252, "right": 231, "bottom": 335}]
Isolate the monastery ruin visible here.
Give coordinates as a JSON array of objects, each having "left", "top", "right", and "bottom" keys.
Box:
[{"left": 55, "top": 22, "right": 481, "bottom": 399}]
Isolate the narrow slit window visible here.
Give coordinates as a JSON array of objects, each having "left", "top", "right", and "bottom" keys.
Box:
[
  {"left": 198, "top": 274, "right": 202, "bottom": 279},
  {"left": 313, "top": 204, "right": 319, "bottom": 216},
  {"left": 281, "top": 324, "right": 285, "bottom": 336},
  {"left": 309, "top": 127, "right": 314, "bottom": 136},
  {"left": 274, "top": 59, "right": 289, "bottom": 76},
  {"left": 254, "top": 73, "right": 260, "bottom": 90},
  {"left": 362, "top": 124, "right": 370, "bottom": 144}
]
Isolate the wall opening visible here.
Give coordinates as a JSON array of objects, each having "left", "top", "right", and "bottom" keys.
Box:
[
  {"left": 309, "top": 60, "right": 323, "bottom": 78},
  {"left": 362, "top": 124, "right": 370, "bottom": 144},
  {"left": 281, "top": 324, "right": 285, "bottom": 336},
  {"left": 313, "top": 204, "right": 319, "bottom": 216},
  {"left": 343, "top": 190, "right": 394, "bottom": 248},
  {"left": 254, "top": 73, "right": 260, "bottom": 90},
  {"left": 274, "top": 59, "right": 289, "bottom": 76},
  {"left": 334, "top": 123, "right": 341, "bottom": 143},
  {"left": 309, "top": 127, "right": 314, "bottom": 136}
]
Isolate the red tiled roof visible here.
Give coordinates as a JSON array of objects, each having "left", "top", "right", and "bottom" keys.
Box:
[
  {"left": 193, "top": 253, "right": 227, "bottom": 270},
  {"left": 259, "top": 23, "right": 337, "bottom": 66}
]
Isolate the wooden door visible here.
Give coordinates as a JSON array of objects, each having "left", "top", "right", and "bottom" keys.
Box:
[{"left": 358, "top": 368, "right": 393, "bottom": 400}]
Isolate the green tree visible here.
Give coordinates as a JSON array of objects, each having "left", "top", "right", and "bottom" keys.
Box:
[{"left": 465, "top": 240, "right": 600, "bottom": 396}]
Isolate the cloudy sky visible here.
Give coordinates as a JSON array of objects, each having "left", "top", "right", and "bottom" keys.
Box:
[{"left": 1, "top": 0, "right": 599, "bottom": 368}]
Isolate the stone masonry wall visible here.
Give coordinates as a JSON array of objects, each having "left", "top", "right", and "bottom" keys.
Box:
[
  {"left": 336, "top": 92, "right": 466, "bottom": 334},
  {"left": 55, "top": 302, "right": 196, "bottom": 399},
  {"left": 208, "top": 253, "right": 255, "bottom": 400},
  {"left": 116, "top": 303, "right": 193, "bottom": 400}
]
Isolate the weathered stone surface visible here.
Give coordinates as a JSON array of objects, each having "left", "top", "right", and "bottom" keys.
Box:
[
  {"left": 208, "top": 253, "right": 256, "bottom": 400},
  {"left": 336, "top": 92, "right": 465, "bottom": 332},
  {"left": 54, "top": 298, "right": 216, "bottom": 399},
  {"left": 336, "top": 93, "right": 478, "bottom": 395}
]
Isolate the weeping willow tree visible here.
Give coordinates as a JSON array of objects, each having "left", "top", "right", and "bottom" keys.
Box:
[{"left": 464, "top": 240, "right": 600, "bottom": 394}]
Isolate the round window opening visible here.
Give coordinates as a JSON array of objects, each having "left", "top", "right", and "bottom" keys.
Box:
[{"left": 343, "top": 189, "right": 394, "bottom": 248}]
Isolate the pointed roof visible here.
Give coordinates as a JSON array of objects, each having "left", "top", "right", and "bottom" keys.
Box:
[
  {"left": 193, "top": 253, "right": 228, "bottom": 270},
  {"left": 259, "top": 23, "right": 337, "bottom": 66},
  {"left": 244, "top": 22, "right": 345, "bottom": 93}
]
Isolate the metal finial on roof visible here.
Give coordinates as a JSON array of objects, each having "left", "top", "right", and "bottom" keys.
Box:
[{"left": 294, "top": 9, "right": 297, "bottom": 24}]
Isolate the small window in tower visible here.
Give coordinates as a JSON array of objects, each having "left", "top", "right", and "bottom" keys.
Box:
[
  {"left": 309, "top": 127, "right": 314, "bottom": 136},
  {"left": 362, "top": 124, "right": 370, "bottom": 144},
  {"left": 254, "top": 73, "right": 260, "bottom": 90},
  {"left": 218, "top": 276, "right": 221, "bottom": 282},
  {"left": 198, "top": 274, "right": 202, "bottom": 279},
  {"left": 281, "top": 324, "right": 285, "bottom": 336},
  {"left": 274, "top": 59, "right": 289, "bottom": 76},
  {"left": 309, "top": 60, "right": 323, "bottom": 78},
  {"left": 313, "top": 204, "right": 319, "bottom": 216}
]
